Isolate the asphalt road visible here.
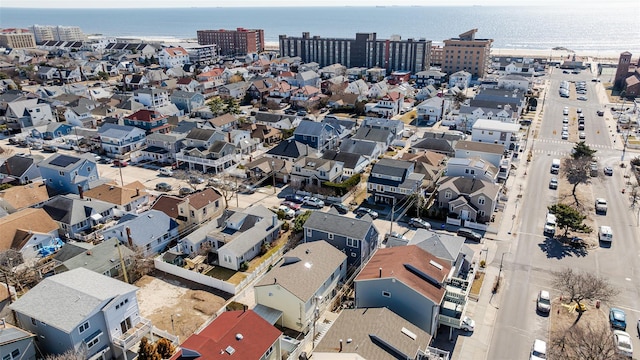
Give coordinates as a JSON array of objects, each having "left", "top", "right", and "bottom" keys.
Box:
[{"left": 489, "top": 68, "right": 640, "bottom": 359}]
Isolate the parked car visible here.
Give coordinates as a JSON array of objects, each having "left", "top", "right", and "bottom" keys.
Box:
[
  {"left": 577, "top": 96, "right": 588, "bottom": 101},
  {"left": 610, "top": 308, "right": 627, "bottom": 330},
  {"left": 100, "top": 158, "right": 114, "bottom": 165},
  {"left": 303, "top": 196, "right": 324, "bottom": 208},
  {"left": 563, "top": 107, "right": 569, "bottom": 115},
  {"left": 613, "top": 330, "right": 633, "bottom": 358},
  {"left": 189, "top": 175, "right": 205, "bottom": 184},
  {"left": 409, "top": 218, "right": 431, "bottom": 229},
  {"left": 549, "top": 177, "right": 558, "bottom": 190},
  {"left": 331, "top": 203, "right": 349, "bottom": 214},
  {"left": 42, "top": 144, "right": 58, "bottom": 153},
  {"left": 179, "top": 187, "right": 194, "bottom": 196},
  {"left": 355, "top": 207, "right": 378, "bottom": 219},
  {"left": 238, "top": 184, "right": 256, "bottom": 194},
  {"left": 536, "top": 290, "right": 551, "bottom": 313},
  {"left": 278, "top": 205, "right": 296, "bottom": 219},
  {"left": 385, "top": 231, "right": 407, "bottom": 241},
  {"left": 113, "top": 159, "right": 128, "bottom": 167},
  {"left": 460, "top": 316, "right": 475, "bottom": 332},
  {"left": 281, "top": 201, "right": 301, "bottom": 211},
  {"left": 604, "top": 166, "right": 613, "bottom": 176},
  {"left": 158, "top": 168, "right": 174, "bottom": 177},
  {"left": 285, "top": 194, "right": 304, "bottom": 204},
  {"left": 155, "top": 182, "right": 172, "bottom": 192},
  {"left": 8, "top": 138, "right": 18, "bottom": 145},
  {"left": 457, "top": 227, "right": 482, "bottom": 242},
  {"left": 530, "top": 339, "right": 547, "bottom": 360},
  {"left": 561, "top": 131, "right": 569, "bottom": 140},
  {"left": 579, "top": 132, "right": 586, "bottom": 139}
]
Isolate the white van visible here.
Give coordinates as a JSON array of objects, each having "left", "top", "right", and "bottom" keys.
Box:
[
  {"left": 550, "top": 159, "right": 561, "bottom": 174},
  {"left": 599, "top": 225, "right": 613, "bottom": 242},
  {"left": 544, "top": 213, "right": 557, "bottom": 236}
]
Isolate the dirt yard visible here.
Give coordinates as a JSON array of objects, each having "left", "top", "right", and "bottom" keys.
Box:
[
  {"left": 135, "top": 274, "right": 229, "bottom": 340},
  {"left": 556, "top": 176, "right": 598, "bottom": 246}
]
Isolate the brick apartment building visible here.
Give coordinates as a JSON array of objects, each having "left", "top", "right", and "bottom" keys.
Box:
[
  {"left": 442, "top": 28, "right": 493, "bottom": 78},
  {"left": 197, "top": 27, "right": 264, "bottom": 56},
  {"left": 0, "top": 28, "right": 36, "bottom": 49}
]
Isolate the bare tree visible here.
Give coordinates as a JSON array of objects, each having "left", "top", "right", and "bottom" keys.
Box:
[
  {"left": 549, "top": 321, "right": 623, "bottom": 360},
  {"left": 551, "top": 268, "right": 618, "bottom": 324},
  {"left": 44, "top": 347, "right": 88, "bottom": 360},
  {"left": 127, "top": 246, "right": 155, "bottom": 283}
]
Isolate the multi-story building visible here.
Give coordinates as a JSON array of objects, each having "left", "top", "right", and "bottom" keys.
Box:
[
  {"left": 442, "top": 28, "right": 493, "bottom": 78},
  {"left": 197, "top": 27, "right": 264, "bottom": 56},
  {"left": 183, "top": 43, "right": 217, "bottom": 65},
  {"left": 0, "top": 29, "right": 36, "bottom": 49},
  {"left": 30, "top": 24, "right": 85, "bottom": 42},
  {"left": 279, "top": 32, "right": 432, "bottom": 74}
]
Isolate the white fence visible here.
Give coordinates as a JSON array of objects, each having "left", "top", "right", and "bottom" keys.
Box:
[
  {"left": 153, "top": 246, "right": 285, "bottom": 295},
  {"left": 463, "top": 220, "right": 489, "bottom": 231}
]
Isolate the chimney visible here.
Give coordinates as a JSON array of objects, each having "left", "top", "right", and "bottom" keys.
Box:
[
  {"left": 243, "top": 304, "right": 247, "bottom": 312},
  {"left": 135, "top": 188, "right": 140, "bottom": 197},
  {"left": 126, "top": 227, "right": 133, "bottom": 247},
  {"left": 339, "top": 339, "right": 343, "bottom": 352},
  {"left": 78, "top": 185, "right": 84, "bottom": 199},
  {"left": 379, "top": 267, "right": 382, "bottom": 278},
  {"left": 273, "top": 277, "right": 277, "bottom": 284},
  {"left": 4, "top": 159, "right": 10, "bottom": 176}
]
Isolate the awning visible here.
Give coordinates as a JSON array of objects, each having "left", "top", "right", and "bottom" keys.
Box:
[
  {"left": 90, "top": 213, "right": 103, "bottom": 221},
  {"left": 253, "top": 304, "right": 283, "bottom": 325}
]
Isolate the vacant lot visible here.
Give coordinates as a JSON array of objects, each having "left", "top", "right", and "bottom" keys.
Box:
[{"left": 135, "top": 273, "right": 229, "bottom": 340}]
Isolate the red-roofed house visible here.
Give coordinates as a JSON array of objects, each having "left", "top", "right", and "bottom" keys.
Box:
[
  {"left": 176, "top": 77, "right": 201, "bottom": 93},
  {"left": 368, "top": 91, "right": 404, "bottom": 118},
  {"left": 197, "top": 68, "right": 225, "bottom": 90},
  {"left": 124, "top": 109, "right": 171, "bottom": 134},
  {"left": 159, "top": 46, "right": 190, "bottom": 69},
  {"left": 354, "top": 245, "right": 453, "bottom": 335},
  {"left": 170, "top": 310, "right": 281, "bottom": 360}
]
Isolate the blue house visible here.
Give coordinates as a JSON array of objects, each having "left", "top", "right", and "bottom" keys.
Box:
[
  {"left": 101, "top": 210, "right": 179, "bottom": 255},
  {"left": 37, "top": 153, "right": 100, "bottom": 195},
  {"left": 303, "top": 211, "right": 380, "bottom": 270},
  {"left": 170, "top": 90, "right": 205, "bottom": 114},
  {"left": 293, "top": 120, "right": 337, "bottom": 152},
  {"left": 30, "top": 122, "right": 75, "bottom": 140},
  {"left": 97, "top": 123, "right": 146, "bottom": 157}
]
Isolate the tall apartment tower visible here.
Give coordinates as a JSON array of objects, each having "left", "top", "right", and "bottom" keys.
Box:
[
  {"left": 0, "top": 29, "right": 36, "bottom": 49},
  {"left": 613, "top": 51, "right": 633, "bottom": 91},
  {"left": 30, "top": 25, "right": 85, "bottom": 42},
  {"left": 197, "top": 28, "right": 264, "bottom": 56},
  {"left": 278, "top": 32, "right": 431, "bottom": 74},
  {"left": 442, "top": 29, "right": 493, "bottom": 78}
]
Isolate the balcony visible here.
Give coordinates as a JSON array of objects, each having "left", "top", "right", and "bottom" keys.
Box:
[
  {"left": 176, "top": 153, "right": 235, "bottom": 168},
  {"left": 113, "top": 317, "right": 179, "bottom": 351}
]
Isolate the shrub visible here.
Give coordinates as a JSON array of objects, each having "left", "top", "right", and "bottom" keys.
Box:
[
  {"left": 239, "top": 261, "right": 249, "bottom": 271},
  {"left": 480, "top": 260, "right": 486, "bottom": 268},
  {"left": 281, "top": 221, "right": 290, "bottom": 232}
]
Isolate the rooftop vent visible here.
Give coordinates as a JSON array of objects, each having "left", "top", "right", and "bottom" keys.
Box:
[
  {"left": 225, "top": 346, "right": 235, "bottom": 355},
  {"left": 235, "top": 333, "right": 243, "bottom": 341}
]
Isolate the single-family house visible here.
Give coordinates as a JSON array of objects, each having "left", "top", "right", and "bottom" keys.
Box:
[
  {"left": 205, "top": 205, "right": 281, "bottom": 271},
  {"left": 170, "top": 310, "right": 281, "bottom": 360},
  {"left": 290, "top": 156, "right": 344, "bottom": 188},
  {"left": 53, "top": 237, "right": 135, "bottom": 278},
  {"left": 437, "top": 176, "right": 501, "bottom": 224},
  {"left": 0, "top": 324, "right": 36, "bottom": 360},
  {"left": 97, "top": 123, "right": 147, "bottom": 157},
  {"left": 196, "top": 68, "right": 225, "bottom": 91},
  {"left": 40, "top": 193, "right": 115, "bottom": 241},
  {"left": 10, "top": 268, "right": 176, "bottom": 360},
  {"left": 497, "top": 74, "right": 531, "bottom": 91},
  {"left": 254, "top": 241, "right": 346, "bottom": 333},
  {"left": 293, "top": 120, "right": 337, "bottom": 151},
  {"left": 416, "top": 97, "right": 450, "bottom": 126},
  {"left": 265, "top": 139, "right": 315, "bottom": 162},
  {"left": 354, "top": 245, "right": 451, "bottom": 334},
  {"left": 0, "top": 208, "right": 60, "bottom": 262},
  {"left": 415, "top": 69, "right": 447, "bottom": 88},
  {"left": 101, "top": 210, "right": 179, "bottom": 255},
  {"left": 362, "top": 117, "right": 404, "bottom": 140},
  {"left": 158, "top": 47, "right": 190, "bottom": 69},
  {"left": 244, "top": 157, "right": 291, "bottom": 184},
  {"left": 5, "top": 99, "right": 54, "bottom": 129},
  {"left": 254, "top": 112, "right": 300, "bottom": 131},
  {"left": 207, "top": 113, "right": 238, "bottom": 131},
  {"left": 321, "top": 150, "right": 367, "bottom": 179},
  {"left": 0, "top": 183, "right": 49, "bottom": 213},
  {"left": 449, "top": 70, "right": 472, "bottom": 89},
  {"left": 246, "top": 78, "right": 277, "bottom": 102},
  {"left": 218, "top": 81, "right": 250, "bottom": 100},
  {"left": 471, "top": 119, "right": 521, "bottom": 150},
  {"left": 368, "top": 91, "right": 404, "bottom": 118},
  {"left": 318, "top": 64, "right": 345, "bottom": 80},
  {"left": 124, "top": 109, "right": 171, "bottom": 134},
  {"left": 367, "top": 159, "right": 425, "bottom": 205},
  {"left": 30, "top": 122, "right": 75, "bottom": 140},
  {"left": 83, "top": 181, "right": 149, "bottom": 213},
  {"left": 182, "top": 128, "right": 226, "bottom": 149},
  {"left": 454, "top": 140, "right": 509, "bottom": 180},
  {"left": 469, "top": 88, "right": 526, "bottom": 116},
  {"left": 133, "top": 88, "right": 170, "bottom": 108},
  {"left": 37, "top": 153, "right": 100, "bottom": 195},
  {"left": 176, "top": 77, "right": 201, "bottom": 93},
  {"left": 339, "top": 139, "right": 382, "bottom": 160},
  {"left": 0, "top": 154, "right": 41, "bottom": 185},
  {"left": 141, "top": 132, "right": 186, "bottom": 164},
  {"left": 314, "top": 308, "right": 440, "bottom": 360},
  {"left": 240, "top": 123, "right": 282, "bottom": 145},
  {"left": 179, "top": 140, "right": 236, "bottom": 174},
  {"left": 170, "top": 90, "right": 205, "bottom": 114},
  {"left": 303, "top": 211, "right": 379, "bottom": 270}
]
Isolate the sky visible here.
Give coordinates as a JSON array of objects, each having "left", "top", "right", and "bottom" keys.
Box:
[{"left": 0, "top": 0, "right": 632, "bottom": 8}]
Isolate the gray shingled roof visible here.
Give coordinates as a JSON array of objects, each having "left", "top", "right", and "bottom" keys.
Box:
[
  {"left": 371, "top": 158, "right": 412, "bottom": 178},
  {"left": 10, "top": 268, "right": 137, "bottom": 333},
  {"left": 255, "top": 241, "right": 346, "bottom": 301},
  {"left": 304, "top": 211, "right": 374, "bottom": 239},
  {"left": 55, "top": 238, "right": 135, "bottom": 275},
  {"left": 42, "top": 194, "right": 115, "bottom": 226},
  {"left": 314, "top": 307, "right": 431, "bottom": 359},
  {"left": 408, "top": 229, "right": 465, "bottom": 263}
]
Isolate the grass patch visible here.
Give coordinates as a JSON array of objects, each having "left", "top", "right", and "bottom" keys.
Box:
[
  {"left": 205, "top": 266, "right": 236, "bottom": 281},
  {"left": 470, "top": 272, "right": 485, "bottom": 297}
]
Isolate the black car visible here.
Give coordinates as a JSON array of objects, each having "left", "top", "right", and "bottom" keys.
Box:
[
  {"left": 285, "top": 194, "right": 304, "bottom": 204},
  {"left": 331, "top": 203, "right": 349, "bottom": 214},
  {"left": 457, "top": 227, "right": 482, "bottom": 242}
]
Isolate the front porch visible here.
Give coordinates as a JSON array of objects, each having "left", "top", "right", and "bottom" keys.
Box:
[{"left": 113, "top": 317, "right": 179, "bottom": 360}]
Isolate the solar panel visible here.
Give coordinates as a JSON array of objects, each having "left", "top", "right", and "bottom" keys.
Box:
[{"left": 48, "top": 155, "right": 80, "bottom": 168}]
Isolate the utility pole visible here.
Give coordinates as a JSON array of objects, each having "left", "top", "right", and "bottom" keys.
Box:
[
  {"left": 116, "top": 240, "right": 130, "bottom": 284},
  {"left": 389, "top": 200, "right": 395, "bottom": 237}
]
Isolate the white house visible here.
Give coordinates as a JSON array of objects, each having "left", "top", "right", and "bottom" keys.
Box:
[
  {"left": 158, "top": 47, "right": 190, "bottom": 69},
  {"left": 498, "top": 74, "right": 531, "bottom": 92},
  {"left": 471, "top": 118, "right": 521, "bottom": 150},
  {"left": 449, "top": 70, "right": 472, "bottom": 89}
]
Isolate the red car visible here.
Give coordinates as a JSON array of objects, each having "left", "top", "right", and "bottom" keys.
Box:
[
  {"left": 281, "top": 201, "right": 301, "bottom": 211},
  {"left": 113, "top": 159, "right": 128, "bottom": 167}
]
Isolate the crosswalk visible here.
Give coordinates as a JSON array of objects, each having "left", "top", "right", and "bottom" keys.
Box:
[
  {"left": 531, "top": 148, "right": 604, "bottom": 159},
  {"left": 533, "top": 138, "right": 614, "bottom": 150}
]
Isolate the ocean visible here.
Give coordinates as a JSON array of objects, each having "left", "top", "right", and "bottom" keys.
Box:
[{"left": 1, "top": 6, "right": 639, "bottom": 54}]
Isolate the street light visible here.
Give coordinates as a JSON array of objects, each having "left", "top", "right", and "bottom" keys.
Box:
[{"left": 498, "top": 251, "right": 511, "bottom": 281}]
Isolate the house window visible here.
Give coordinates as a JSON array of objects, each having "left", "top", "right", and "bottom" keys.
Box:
[
  {"left": 78, "top": 321, "right": 89, "bottom": 333},
  {"left": 479, "top": 210, "right": 486, "bottom": 217},
  {"left": 31, "top": 317, "right": 37, "bottom": 326},
  {"left": 382, "top": 291, "right": 391, "bottom": 298},
  {"left": 86, "top": 333, "right": 100, "bottom": 349},
  {"left": 478, "top": 197, "right": 485, "bottom": 205},
  {"left": 445, "top": 190, "right": 452, "bottom": 199},
  {"left": 306, "top": 228, "right": 312, "bottom": 237},
  {"left": 59, "top": 171, "right": 65, "bottom": 176},
  {"left": 328, "top": 233, "right": 334, "bottom": 240},
  {"left": 87, "top": 167, "right": 91, "bottom": 172},
  {"left": 347, "top": 238, "right": 358, "bottom": 248}
]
